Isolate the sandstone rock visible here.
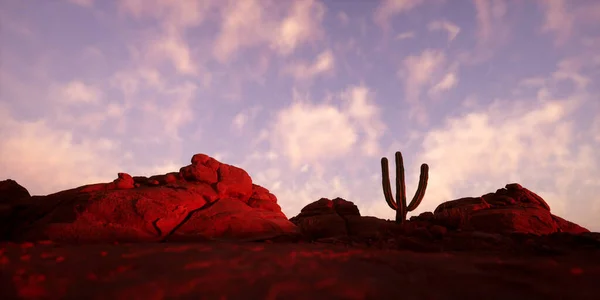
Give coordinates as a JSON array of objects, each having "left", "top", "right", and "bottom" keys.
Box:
[
  {"left": 551, "top": 215, "right": 589, "bottom": 234},
  {"left": 247, "top": 184, "right": 281, "bottom": 213},
  {"left": 0, "top": 179, "right": 31, "bottom": 204},
  {"left": 433, "top": 184, "right": 588, "bottom": 235},
  {"left": 179, "top": 164, "right": 218, "bottom": 183},
  {"left": 332, "top": 197, "right": 360, "bottom": 216},
  {"left": 483, "top": 183, "right": 550, "bottom": 211},
  {"left": 167, "top": 198, "right": 299, "bottom": 242},
  {"left": 292, "top": 197, "right": 360, "bottom": 220},
  {"left": 3, "top": 153, "right": 297, "bottom": 243},
  {"left": 433, "top": 197, "right": 489, "bottom": 229},
  {"left": 468, "top": 207, "right": 558, "bottom": 235},
  {"left": 190, "top": 153, "right": 221, "bottom": 170},
  {"left": 290, "top": 198, "right": 353, "bottom": 239},
  {"left": 291, "top": 197, "right": 394, "bottom": 241},
  {"left": 216, "top": 163, "right": 253, "bottom": 202},
  {"left": 113, "top": 173, "right": 134, "bottom": 190}
]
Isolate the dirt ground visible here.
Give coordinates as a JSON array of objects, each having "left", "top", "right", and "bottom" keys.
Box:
[{"left": 1, "top": 240, "right": 599, "bottom": 300}]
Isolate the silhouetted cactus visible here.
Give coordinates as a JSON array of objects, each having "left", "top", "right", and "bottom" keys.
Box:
[{"left": 381, "top": 151, "right": 429, "bottom": 224}]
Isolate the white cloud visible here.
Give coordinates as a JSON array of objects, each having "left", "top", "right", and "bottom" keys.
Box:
[
  {"left": 463, "top": 0, "right": 509, "bottom": 63},
  {"left": 0, "top": 105, "right": 122, "bottom": 195},
  {"left": 428, "top": 20, "right": 461, "bottom": 42},
  {"left": 398, "top": 49, "right": 457, "bottom": 125},
  {"left": 118, "top": 0, "right": 212, "bottom": 29},
  {"left": 212, "top": 0, "right": 270, "bottom": 63},
  {"left": 538, "top": 1, "right": 600, "bottom": 45},
  {"left": 271, "top": 96, "right": 357, "bottom": 168},
  {"left": 232, "top": 113, "right": 248, "bottom": 131},
  {"left": 60, "top": 80, "right": 101, "bottom": 104},
  {"left": 142, "top": 81, "right": 198, "bottom": 140},
  {"left": 270, "top": 0, "right": 326, "bottom": 55},
  {"left": 519, "top": 77, "right": 547, "bottom": 88},
  {"left": 284, "top": 49, "right": 335, "bottom": 81},
  {"left": 539, "top": 0, "right": 574, "bottom": 45},
  {"left": 117, "top": 0, "right": 213, "bottom": 77},
  {"left": 213, "top": 0, "right": 325, "bottom": 63},
  {"left": 399, "top": 49, "right": 447, "bottom": 103},
  {"left": 67, "top": 0, "right": 93, "bottom": 7},
  {"left": 552, "top": 57, "right": 591, "bottom": 90},
  {"left": 147, "top": 32, "right": 197, "bottom": 76},
  {"left": 269, "top": 84, "right": 385, "bottom": 169},
  {"left": 417, "top": 99, "right": 576, "bottom": 209},
  {"left": 374, "top": 0, "right": 424, "bottom": 29},
  {"left": 231, "top": 106, "right": 263, "bottom": 132},
  {"left": 474, "top": 0, "right": 507, "bottom": 43},
  {"left": 340, "top": 85, "right": 385, "bottom": 156},
  {"left": 395, "top": 31, "right": 416, "bottom": 40},
  {"left": 428, "top": 72, "right": 458, "bottom": 96}
]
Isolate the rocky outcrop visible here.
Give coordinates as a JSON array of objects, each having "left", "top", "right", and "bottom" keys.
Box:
[
  {"left": 291, "top": 184, "right": 589, "bottom": 243},
  {"left": 429, "top": 183, "right": 589, "bottom": 235},
  {"left": 290, "top": 197, "right": 396, "bottom": 241},
  {"left": 0, "top": 179, "right": 32, "bottom": 238},
  {"left": 3, "top": 154, "right": 299, "bottom": 243},
  {"left": 0, "top": 179, "right": 31, "bottom": 204}
]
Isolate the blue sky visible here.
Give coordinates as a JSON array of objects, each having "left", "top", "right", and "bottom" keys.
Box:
[{"left": 1, "top": 0, "right": 599, "bottom": 231}]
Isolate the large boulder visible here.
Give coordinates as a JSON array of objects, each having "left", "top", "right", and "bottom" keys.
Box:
[
  {"left": 4, "top": 153, "right": 299, "bottom": 243},
  {"left": 0, "top": 179, "right": 32, "bottom": 238},
  {"left": 432, "top": 183, "right": 589, "bottom": 235},
  {"left": 0, "top": 179, "right": 31, "bottom": 204},
  {"left": 290, "top": 197, "right": 393, "bottom": 240}
]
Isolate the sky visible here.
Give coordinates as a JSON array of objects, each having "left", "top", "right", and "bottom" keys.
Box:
[{"left": 1, "top": 0, "right": 599, "bottom": 231}]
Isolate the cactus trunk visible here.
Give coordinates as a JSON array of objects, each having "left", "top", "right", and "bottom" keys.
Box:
[{"left": 381, "top": 151, "right": 429, "bottom": 224}]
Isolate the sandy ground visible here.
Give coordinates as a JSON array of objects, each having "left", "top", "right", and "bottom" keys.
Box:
[{"left": 1, "top": 241, "right": 599, "bottom": 300}]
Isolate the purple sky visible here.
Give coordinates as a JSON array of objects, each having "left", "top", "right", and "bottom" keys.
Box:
[{"left": 1, "top": 0, "right": 599, "bottom": 231}]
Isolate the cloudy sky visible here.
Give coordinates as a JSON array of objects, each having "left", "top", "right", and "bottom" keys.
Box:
[{"left": 1, "top": 0, "right": 599, "bottom": 231}]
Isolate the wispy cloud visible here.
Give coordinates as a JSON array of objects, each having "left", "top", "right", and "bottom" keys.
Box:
[
  {"left": 213, "top": 0, "right": 325, "bottom": 62},
  {"left": 428, "top": 72, "right": 458, "bottom": 96},
  {"left": 395, "top": 31, "right": 416, "bottom": 40},
  {"left": 428, "top": 20, "right": 460, "bottom": 42},
  {"left": 374, "top": 0, "right": 424, "bottom": 30},
  {"left": 59, "top": 80, "right": 102, "bottom": 104},
  {"left": 284, "top": 49, "right": 335, "bottom": 81}
]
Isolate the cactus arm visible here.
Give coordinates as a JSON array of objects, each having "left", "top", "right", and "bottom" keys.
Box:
[
  {"left": 381, "top": 157, "right": 398, "bottom": 210},
  {"left": 407, "top": 163, "right": 429, "bottom": 211},
  {"left": 381, "top": 151, "right": 429, "bottom": 223},
  {"left": 395, "top": 151, "right": 407, "bottom": 223}
]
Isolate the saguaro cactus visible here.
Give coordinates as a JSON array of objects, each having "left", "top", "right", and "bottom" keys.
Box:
[{"left": 381, "top": 151, "right": 429, "bottom": 224}]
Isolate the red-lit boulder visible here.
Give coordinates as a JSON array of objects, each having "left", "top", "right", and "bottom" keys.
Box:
[
  {"left": 5, "top": 154, "right": 299, "bottom": 243},
  {"left": 290, "top": 197, "right": 393, "bottom": 240},
  {"left": 432, "top": 183, "right": 589, "bottom": 235}
]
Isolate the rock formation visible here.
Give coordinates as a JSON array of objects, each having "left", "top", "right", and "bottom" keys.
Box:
[
  {"left": 1, "top": 154, "right": 299, "bottom": 243},
  {"left": 428, "top": 183, "right": 588, "bottom": 235},
  {"left": 290, "top": 183, "right": 590, "bottom": 250},
  {"left": 0, "top": 179, "right": 31, "bottom": 204}
]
